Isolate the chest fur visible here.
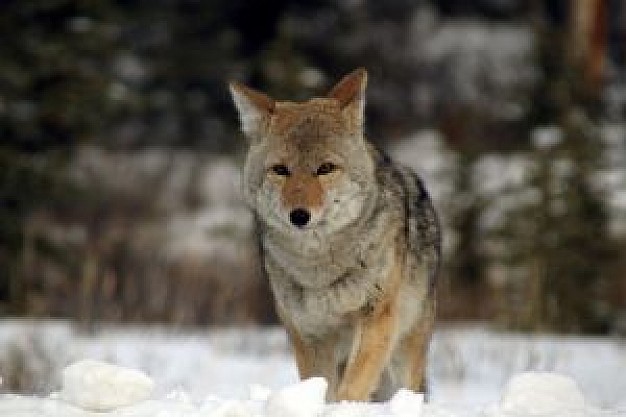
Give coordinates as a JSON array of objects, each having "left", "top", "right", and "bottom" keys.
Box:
[{"left": 262, "top": 214, "right": 402, "bottom": 336}]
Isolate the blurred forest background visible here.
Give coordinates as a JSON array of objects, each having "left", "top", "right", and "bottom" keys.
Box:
[{"left": 1, "top": 0, "right": 626, "bottom": 334}]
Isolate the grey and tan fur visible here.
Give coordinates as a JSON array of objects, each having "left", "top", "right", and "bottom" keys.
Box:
[{"left": 229, "top": 68, "right": 441, "bottom": 402}]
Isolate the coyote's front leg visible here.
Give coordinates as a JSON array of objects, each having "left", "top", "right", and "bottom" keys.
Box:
[
  {"left": 336, "top": 250, "right": 402, "bottom": 402},
  {"left": 336, "top": 298, "right": 397, "bottom": 401},
  {"left": 283, "top": 319, "right": 340, "bottom": 397}
]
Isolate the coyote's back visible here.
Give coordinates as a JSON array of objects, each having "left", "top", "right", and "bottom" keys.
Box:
[{"left": 229, "top": 68, "right": 440, "bottom": 402}]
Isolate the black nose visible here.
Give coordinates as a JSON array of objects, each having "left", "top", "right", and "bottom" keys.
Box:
[{"left": 289, "top": 208, "right": 311, "bottom": 227}]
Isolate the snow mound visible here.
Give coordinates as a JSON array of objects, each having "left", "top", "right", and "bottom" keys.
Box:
[
  {"left": 485, "top": 372, "right": 589, "bottom": 417},
  {"left": 58, "top": 360, "right": 154, "bottom": 411},
  {"left": 390, "top": 389, "right": 424, "bottom": 416},
  {"left": 266, "top": 377, "right": 327, "bottom": 417}
]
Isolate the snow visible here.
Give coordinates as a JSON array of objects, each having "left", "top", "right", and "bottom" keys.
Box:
[
  {"left": 265, "top": 377, "right": 327, "bottom": 417},
  {"left": 58, "top": 360, "right": 154, "bottom": 411},
  {"left": 496, "top": 373, "right": 586, "bottom": 417},
  {"left": 0, "top": 365, "right": 603, "bottom": 417},
  {"left": 389, "top": 389, "right": 424, "bottom": 417},
  {"left": 531, "top": 126, "right": 563, "bottom": 150},
  {"left": 0, "top": 321, "right": 625, "bottom": 416}
]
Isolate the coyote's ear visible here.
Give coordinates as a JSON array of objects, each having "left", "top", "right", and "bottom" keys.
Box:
[
  {"left": 328, "top": 68, "right": 367, "bottom": 126},
  {"left": 229, "top": 81, "right": 275, "bottom": 139}
]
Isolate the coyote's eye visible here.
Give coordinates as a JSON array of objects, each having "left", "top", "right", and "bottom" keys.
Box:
[
  {"left": 316, "top": 162, "right": 338, "bottom": 176},
  {"left": 270, "top": 164, "right": 290, "bottom": 176}
]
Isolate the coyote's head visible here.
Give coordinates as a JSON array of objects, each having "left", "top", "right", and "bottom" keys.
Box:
[{"left": 229, "top": 69, "right": 377, "bottom": 238}]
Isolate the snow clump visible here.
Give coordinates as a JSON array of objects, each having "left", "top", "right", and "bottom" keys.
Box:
[
  {"left": 390, "top": 389, "right": 424, "bottom": 417},
  {"left": 58, "top": 359, "right": 154, "bottom": 411},
  {"left": 484, "top": 372, "right": 589, "bottom": 417},
  {"left": 266, "top": 377, "right": 327, "bottom": 417}
]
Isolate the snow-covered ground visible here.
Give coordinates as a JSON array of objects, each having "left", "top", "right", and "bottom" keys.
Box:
[{"left": 0, "top": 320, "right": 625, "bottom": 416}]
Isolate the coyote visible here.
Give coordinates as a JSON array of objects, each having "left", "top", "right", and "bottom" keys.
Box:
[{"left": 229, "top": 68, "right": 440, "bottom": 402}]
